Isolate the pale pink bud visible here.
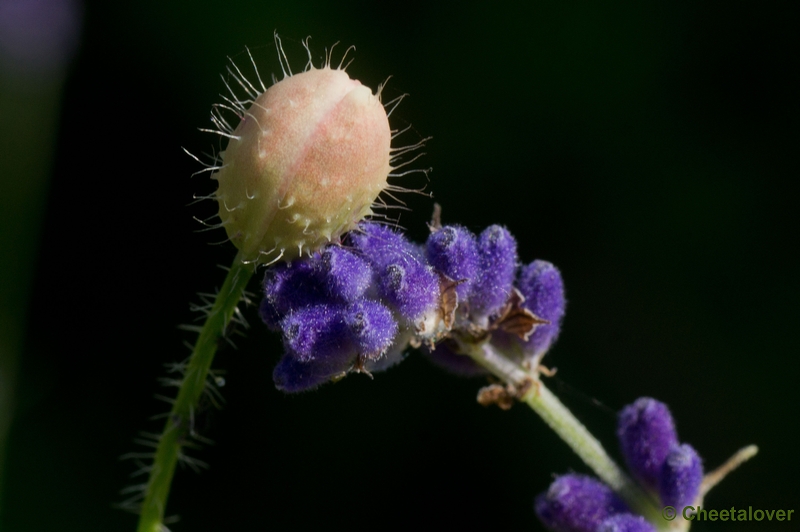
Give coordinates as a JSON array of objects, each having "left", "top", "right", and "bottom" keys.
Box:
[{"left": 214, "top": 58, "right": 392, "bottom": 264}]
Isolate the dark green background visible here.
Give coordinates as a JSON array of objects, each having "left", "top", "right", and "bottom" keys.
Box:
[{"left": 2, "top": 0, "right": 798, "bottom": 530}]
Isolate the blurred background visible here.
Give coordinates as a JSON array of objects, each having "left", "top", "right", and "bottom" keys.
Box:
[{"left": 1, "top": 0, "right": 798, "bottom": 530}]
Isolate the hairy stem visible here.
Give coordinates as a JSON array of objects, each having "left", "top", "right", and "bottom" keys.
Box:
[
  {"left": 464, "top": 342, "right": 661, "bottom": 522},
  {"left": 136, "top": 253, "right": 254, "bottom": 532}
]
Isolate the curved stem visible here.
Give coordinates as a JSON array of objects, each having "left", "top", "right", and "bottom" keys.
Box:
[
  {"left": 522, "top": 384, "right": 662, "bottom": 522},
  {"left": 463, "top": 341, "right": 659, "bottom": 521},
  {"left": 136, "top": 253, "right": 254, "bottom": 532}
]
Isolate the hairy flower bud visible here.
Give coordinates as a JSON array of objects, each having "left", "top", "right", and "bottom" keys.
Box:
[
  {"left": 617, "top": 398, "right": 679, "bottom": 490},
  {"left": 659, "top": 443, "right": 703, "bottom": 509},
  {"left": 535, "top": 474, "right": 628, "bottom": 532},
  {"left": 213, "top": 49, "right": 392, "bottom": 264},
  {"left": 515, "top": 260, "right": 566, "bottom": 360},
  {"left": 469, "top": 225, "right": 518, "bottom": 323},
  {"left": 425, "top": 225, "right": 479, "bottom": 301}
]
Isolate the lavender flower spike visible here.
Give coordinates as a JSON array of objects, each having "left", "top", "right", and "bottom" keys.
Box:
[
  {"left": 534, "top": 474, "right": 628, "bottom": 532},
  {"left": 659, "top": 443, "right": 703, "bottom": 509},
  {"left": 261, "top": 220, "right": 570, "bottom": 388},
  {"left": 617, "top": 398, "right": 679, "bottom": 491}
]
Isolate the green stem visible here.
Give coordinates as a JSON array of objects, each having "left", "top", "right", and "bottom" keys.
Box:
[
  {"left": 463, "top": 341, "right": 661, "bottom": 522},
  {"left": 522, "top": 384, "right": 665, "bottom": 524},
  {"left": 136, "top": 252, "right": 254, "bottom": 532}
]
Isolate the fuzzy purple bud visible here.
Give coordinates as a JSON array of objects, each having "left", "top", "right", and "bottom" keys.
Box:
[
  {"left": 351, "top": 224, "right": 440, "bottom": 323},
  {"left": 469, "top": 225, "right": 518, "bottom": 321},
  {"left": 342, "top": 300, "right": 397, "bottom": 360},
  {"left": 534, "top": 474, "right": 628, "bottom": 532},
  {"left": 380, "top": 260, "right": 440, "bottom": 324},
  {"left": 319, "top": 247, "right": 373, "bottom": 302},
  {"left": 659, "top": 444, "right": 703, "bottom": 509},
  {"left": 260, "top": 261, "right": 323, "bottom": 329},
  {"left": 516, "top": 260, "right": 566, "bottom": 358},
  {"left": 280, "top": 304, "right": 351, "bottom": 363},
  {"left": 273, "top": 301, "right": 398, "bottom": 392},
  {"left": 425, "top": 225, "right": 479, "bottom": 301},
  {"left": 351, "top": 223, "right": 423, "bottom": 269},
  {"left": 273, "top": 304, "right": 359, "bottom": 392},
  {"left": 597, "top": 514, "right": 657, "bottom": 532},
  {"left": 617, "top": 398, "right": 679, "bottom": 490},
  {"left": 260, "top": 247, "right": 373, "bottom": 330}
]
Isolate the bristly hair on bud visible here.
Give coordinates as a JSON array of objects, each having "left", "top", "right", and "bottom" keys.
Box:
[{"left": 186, "top": 33, "right": 430, "bottom": 266}]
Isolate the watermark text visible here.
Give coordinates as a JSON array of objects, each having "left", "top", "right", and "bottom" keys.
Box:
[{"left": 661, "top": 505, "right": 794, "bottom": 522}]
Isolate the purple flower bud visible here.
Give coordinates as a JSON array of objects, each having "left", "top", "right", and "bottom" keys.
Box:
[
  {"left": 319, "top": 246, "right": 373, "bottom": 302},
  {"left": 351, "top": 224, "right": 440, "bottom": 324},
  {"left": 516, "top": 260, "right": 566, "bottom": 358},
  {"left": 659, "top": 444, "right": 703, "bottom": 509},
  {"left": 617, "top": 398, "right": 679, "bottom": 490},
  {"left": 273, "top": 304, "right": 360, "bottom": 392},
  {"left": 342, "top": 300, "right": 397, "bottom": 360},
  {"left": 350, "top": 223, "right": 423, "bottom": 269},
  {"left": 260, "top": 247, "right": 374, "bottom": 330},
  {"left": 425, "top": 225, "right": 479, "bottom": 301},
  {"left": 425, "top": 341, "right": 488, "bottom": 377},
  {"left": 597, "top": 514, "right": 657, "bottom": 532},
  {"left": 380, "top": 260, "right": 440, "bottom": 325},
  {"left": 280, "top": 304, "right": 351, "bottom": 363},
  {"left": 260, "top": 260, "right": 323, "bottom": 329},
  {"left": 469, "top": 225, "right": 518, "bottom": 321},
  {"left": 534, "top": 474, "right": 628, "bottom": 532}
]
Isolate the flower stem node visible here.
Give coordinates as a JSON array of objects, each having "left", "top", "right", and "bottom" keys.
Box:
[{"left": 215, "top": 62, "right": 392, "bottom": 264}]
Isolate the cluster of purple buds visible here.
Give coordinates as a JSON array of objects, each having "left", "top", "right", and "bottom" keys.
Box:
[
  {"left": 259, "top": 220, "right": 566, "bottom": 392},
  {"left": 535, "top": 398, "right": 704, "bottom": 532}
]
